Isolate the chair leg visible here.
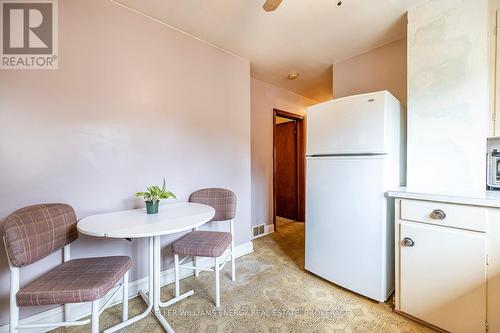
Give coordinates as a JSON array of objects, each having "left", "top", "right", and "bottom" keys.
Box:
[
  {"left": 9, "top": 304, "right": 18, "bottom": 333},
  {"left": 122, "top": 271, "right": 129, "bottom": 321},
  {"left": 230, "top": 219, "right": 236, "bottom": 281},
  {"left": 194, "top": 256, "right": 199, "bottom": 277},
  {"left": 9, "top": 267, "right": 19, "bottom": 333},
  {"left": 214, "top": 257, "right": 220, "bottom": 308},
  {"left": 64, "top": 304, "right": 70, "bottom": 322},
  {"left": 174, "top": 254, "right": 180, "bottom": 297},
  {"left": 91, "top": 300, "right": 99, "bottom": 333},
  {"left": 231, "top": 243, "right": 236, "bottom": 282}
]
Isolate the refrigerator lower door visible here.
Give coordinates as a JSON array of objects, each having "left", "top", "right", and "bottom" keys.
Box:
[{"left": 305, "top": 156, "right": 393, "bottom": 302}]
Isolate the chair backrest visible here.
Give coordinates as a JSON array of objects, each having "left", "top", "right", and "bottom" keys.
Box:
[
  {"left": 189, "top": 188, "right": 236, "bottom": 222},
  {"left": 3, "top": 203, "right": 78, "bottom": 267}
]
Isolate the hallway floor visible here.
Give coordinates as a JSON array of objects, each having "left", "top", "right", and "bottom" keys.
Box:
[{"left": 55, "top": 220, "right": 434, "bottom": 332}]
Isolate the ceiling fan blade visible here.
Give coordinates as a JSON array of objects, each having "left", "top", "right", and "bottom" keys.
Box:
[{"left": 263, "top": 0, "right": 283, "bottom": 12}]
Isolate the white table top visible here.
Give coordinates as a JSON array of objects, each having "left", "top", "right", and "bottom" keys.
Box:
[{"left": 77, "top": 202, "right": 215, "bottom": 238}]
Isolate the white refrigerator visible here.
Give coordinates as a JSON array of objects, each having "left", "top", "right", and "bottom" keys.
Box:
[{"left": 305, "top": 91, "right": 405, "bottom": 302}]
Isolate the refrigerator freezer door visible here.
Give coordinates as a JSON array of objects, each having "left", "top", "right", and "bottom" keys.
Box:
[
  {"left": 307, "top": 92, "right": 387, "bottom": 155},
  {"left": 305, "top": 156, "right": 393, "bottom": 302}
]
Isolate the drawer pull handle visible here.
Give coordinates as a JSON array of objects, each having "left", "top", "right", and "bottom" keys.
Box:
[
  {"left": 430, "top": 209, "right": 446, "bottom": 220},
  {"left": 402, "top": 237, "right": 415, "bottom": 247}
]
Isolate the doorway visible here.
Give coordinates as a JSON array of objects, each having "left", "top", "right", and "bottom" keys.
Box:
[{"left": 273, "top": 109, "right": 305, "bottom": 231}]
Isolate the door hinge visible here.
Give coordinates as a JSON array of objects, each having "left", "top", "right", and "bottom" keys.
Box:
[
  {"left": 486, "top": 321, "right": 489, "bottom": 331},
  {"left": 486, "top": 255, "right": 490, "bottom": 266}
]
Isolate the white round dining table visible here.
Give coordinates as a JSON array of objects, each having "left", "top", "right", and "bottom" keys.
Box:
[{"left": 77, "top": 202, "right": 216, "bottom": 333}]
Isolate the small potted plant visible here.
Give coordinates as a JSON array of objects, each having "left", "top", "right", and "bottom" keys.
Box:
[{"left": 135, "top": 179, "right": 176, "bottom": 214}]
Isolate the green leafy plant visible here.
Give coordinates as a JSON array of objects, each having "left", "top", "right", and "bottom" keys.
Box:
[{"left": 135, "top": 178, "right": 176, "bottom": 203}]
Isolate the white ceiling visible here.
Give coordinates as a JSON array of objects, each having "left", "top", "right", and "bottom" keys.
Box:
[{"left": 114, "top": 0, "right": 418, "bottom": 102}]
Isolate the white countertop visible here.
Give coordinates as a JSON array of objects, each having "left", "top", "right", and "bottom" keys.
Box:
[{"left": 387, "top": 187, "right": 500, "bottom": 208}]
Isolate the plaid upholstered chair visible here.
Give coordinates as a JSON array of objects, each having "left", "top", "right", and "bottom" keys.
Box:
[
  {"left": 3, "top": 204, "right": 132, "bottom": 333},
  {"left": 172, "top": 188, "right": 236, "bottom": 307}
]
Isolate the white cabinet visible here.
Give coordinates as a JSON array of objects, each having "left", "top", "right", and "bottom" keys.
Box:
[
  {"left": 394, "top": 198, "right": 489, "bottom": 332},
  {"left": 399, "top": 222, "right": 487, "bottom": 332},
  {"left": 389, "top": 189, "right": 500, "bottom": 333}
]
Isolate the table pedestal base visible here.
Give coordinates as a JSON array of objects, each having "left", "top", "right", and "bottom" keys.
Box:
[{"left": 104, "top": 236, "right": 192, "bottom": 333}]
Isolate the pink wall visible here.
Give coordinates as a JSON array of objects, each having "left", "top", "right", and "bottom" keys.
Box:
[
  {"left": 251, "top": 78, "right": 316, "bottom": 228},
  {"left": 333, "top": 39, "right": 407, "bottom": 105},
  {"left": 0, "top": 0, "right": 251, "bottom": 324},
  {"left": 251, "top": 38, "right": 407, "bottom": 229}
]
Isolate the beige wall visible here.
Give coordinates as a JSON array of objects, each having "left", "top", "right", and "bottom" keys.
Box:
[
  {"left": 491, "top": 0, "right": 500, "bottom": 136},
  {"left": 406, "top": 0, "right": 489, "bottom": 192},
  {"left": 333, "top": 39, "right": 407, "bottom": 106},
  {"left": 251, "top": 78, "right": 316, "bottom": 228},
  {"left": 0, "top": 0, "right": 251, "bottom": 324}
]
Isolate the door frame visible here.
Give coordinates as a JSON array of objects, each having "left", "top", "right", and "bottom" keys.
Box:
[{"left": 273, "top": 108, "right": 306, "bottom": 230}]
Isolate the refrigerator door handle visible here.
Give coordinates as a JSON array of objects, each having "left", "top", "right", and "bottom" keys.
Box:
[{"left": 306, "top": 153, "right": 388, "bottom": 157}]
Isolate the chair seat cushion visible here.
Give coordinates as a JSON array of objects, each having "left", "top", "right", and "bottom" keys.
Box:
[
  {"left": 17, "top": 256, "right": 132, "bottom": 306},
  {"left": 172, "top": 231, "right": 232, "bottom": 257}
]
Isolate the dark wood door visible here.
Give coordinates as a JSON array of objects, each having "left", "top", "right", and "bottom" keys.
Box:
[{"left": 275, "top": 121, "right": 297, "bottom": 220}]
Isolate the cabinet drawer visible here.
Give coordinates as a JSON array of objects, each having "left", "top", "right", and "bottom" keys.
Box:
[{"left": 400, "top": 199, "right": 487, "bottom": 232}]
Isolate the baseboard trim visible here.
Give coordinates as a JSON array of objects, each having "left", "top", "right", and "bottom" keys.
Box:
[
  {"left": 251, "top": 224, "right": 274, "bottom": 240},
  {"left": 0, "top": 241, "right": 254, "bottom": 333}
]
